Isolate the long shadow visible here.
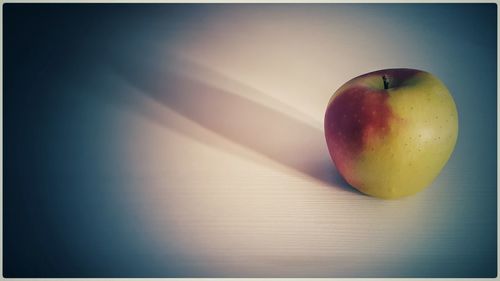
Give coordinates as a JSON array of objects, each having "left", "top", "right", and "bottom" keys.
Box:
[{"left": 110, "top": 55, "right": 359, "bottom": 194}]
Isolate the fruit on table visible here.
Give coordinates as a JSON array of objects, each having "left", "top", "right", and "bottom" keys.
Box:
[{"left": 324, "top": 68, "right": 458, "bottom": 199}]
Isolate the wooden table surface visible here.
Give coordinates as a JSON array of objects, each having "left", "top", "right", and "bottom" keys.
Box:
[{"left": 4, "top": 4, "right": 496, "bottom": 278}]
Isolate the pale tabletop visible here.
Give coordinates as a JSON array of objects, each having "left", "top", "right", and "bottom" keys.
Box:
[{"left": 4, "top": 4, "right": 496, "bottom": 278}]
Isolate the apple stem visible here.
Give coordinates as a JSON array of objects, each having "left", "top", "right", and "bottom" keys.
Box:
[{"left": 382, "top": 75, "right": 389, "bottom": 90}]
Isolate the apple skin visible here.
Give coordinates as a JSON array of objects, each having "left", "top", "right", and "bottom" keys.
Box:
[{"left": 324, "top": 68, "right": 458, "bottom": 199}]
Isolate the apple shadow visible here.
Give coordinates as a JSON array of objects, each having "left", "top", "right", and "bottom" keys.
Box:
[{"left": 110, "top": 55, "right": 360, "bottom": 195}]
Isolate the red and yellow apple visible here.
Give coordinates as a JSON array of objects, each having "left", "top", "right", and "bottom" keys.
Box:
[{"left": 324, "top": 68, "right": 458, "bottom": 199}]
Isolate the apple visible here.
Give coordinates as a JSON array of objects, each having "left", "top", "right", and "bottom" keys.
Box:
[{"left": 324, "top": 68, "right": 458, "bottom": 199}]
